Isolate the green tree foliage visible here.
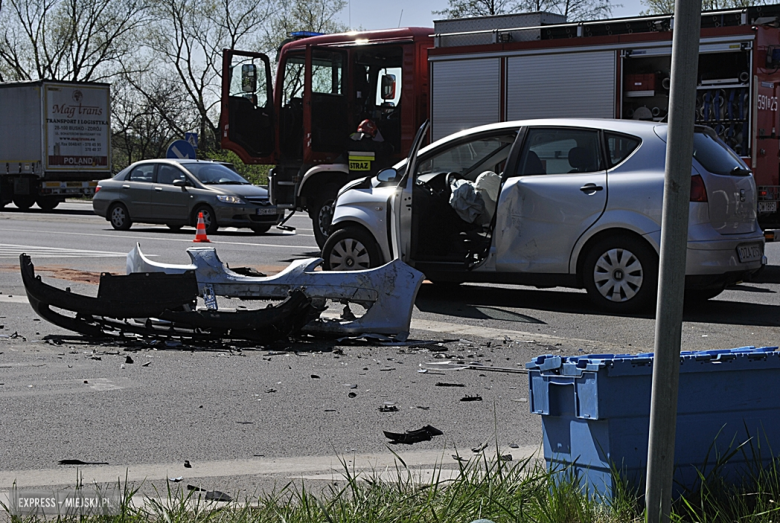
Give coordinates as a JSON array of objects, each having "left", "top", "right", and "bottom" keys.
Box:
[
  {"left": 434, "top": 0, "right": 616, "bottom": 21},
  {"left": 203, "top": 149, "right": 272, "bottom": 185}
]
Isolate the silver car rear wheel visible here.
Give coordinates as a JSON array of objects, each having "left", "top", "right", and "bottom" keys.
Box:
[
  {"left": 594, "top": 247, "right": 644, "bottom": 302},
  {"left": 583, "top": 235, "right": 657, "bottom": 313}
]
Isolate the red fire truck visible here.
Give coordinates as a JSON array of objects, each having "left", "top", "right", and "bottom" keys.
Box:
[{"left": 221, "top": 4, "right": 780, "bottom": 246}]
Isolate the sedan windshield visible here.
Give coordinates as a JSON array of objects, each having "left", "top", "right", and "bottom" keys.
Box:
[{"left": 183, "top": 163, "right": 250, "bottom": 185}]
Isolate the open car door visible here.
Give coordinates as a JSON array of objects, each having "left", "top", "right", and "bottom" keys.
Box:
[
  {"left": 220, "top": 50, "right": 275, "bottom": 164},
  {"left": 390, "top": 120, "right": 429, "bottom": 261},
  {"left": 303, "top": 46, "right": 350, "bottom": 164}
]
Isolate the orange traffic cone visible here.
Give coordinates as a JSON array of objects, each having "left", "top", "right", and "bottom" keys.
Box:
[{"left": 193, "top": 212, "right": 210, "bottom": 243}]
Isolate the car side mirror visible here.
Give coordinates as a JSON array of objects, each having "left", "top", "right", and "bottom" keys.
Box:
[
  {"left": 173, "top": 179, "right": 189, "bottom": 187},
  {"left": 376, "top": 168, "right": 398, "bottom": 183},
  {"left": 241, "top": 64, "right": 257, "bottom": 93},
  {"left": 381, "top": 74, "right": 396, "bottom": 100}
]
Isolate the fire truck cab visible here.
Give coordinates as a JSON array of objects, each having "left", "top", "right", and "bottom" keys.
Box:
[{"left": 220, "top": 29, "right": 433, "bottom": 247}]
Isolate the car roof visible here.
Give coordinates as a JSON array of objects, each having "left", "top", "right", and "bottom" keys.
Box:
[
  {"left": 434, "top": 118, "right": 661, "bottom": 144},
  {"left": 128, "top": 159, "right": 229, "bottom": 166}
]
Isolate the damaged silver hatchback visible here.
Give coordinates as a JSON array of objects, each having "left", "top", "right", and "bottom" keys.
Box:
[{"left": 325, "top": 119, "right": 766, "bottom": 312}]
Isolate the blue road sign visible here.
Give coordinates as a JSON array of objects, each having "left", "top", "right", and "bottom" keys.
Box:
[
  {"left": 185, "top": 132, "right": 198, "bottom": 149},
  {"left": 166, "top": 140, "right": 196, "bottom": 159}
]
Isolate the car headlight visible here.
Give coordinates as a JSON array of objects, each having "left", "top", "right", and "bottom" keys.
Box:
[{"left": 216, "top": 195, "right": 245, "bottom": 204}]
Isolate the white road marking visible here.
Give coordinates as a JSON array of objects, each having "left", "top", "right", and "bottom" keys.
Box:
[
  {"left": 0, "top": 244, "right": 127, "bottom": 259},
  {"left": 0, "top": 295, "right": 28, "bottom": 304},
  {"left": 410, "top": 318, "right": 624, "bottom": 350},
  {"left": 0, "top": 447, "right": 538, "bottom": 489},
  {"left": 0, "top": 229, "right": 310, "bottom": 249}
]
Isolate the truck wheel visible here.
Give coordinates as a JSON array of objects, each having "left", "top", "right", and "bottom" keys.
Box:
[
  {"left": 192, "top": 206, "right": 218, "bottom": 234},
  {"left": 310, "top": 184, "right": 340, "bottom": 249},
  {"left": 13, "top": 195, "right": 35, "bottom": 210},
  {"left": 109, "top": 203, "right": 132, "bottom": 230},
  {"left": 36, "top": 197, "right": 60, "bottom": 211},
  {"left": 322, "top": 226, "right": 383, "bottom": 271},
  {"left": 582, "top": 235, "right": 658, "bottom": 313}
]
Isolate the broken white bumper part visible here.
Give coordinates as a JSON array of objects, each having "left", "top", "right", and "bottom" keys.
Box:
[{"left": 126, "top": 244, "right": 424, "bottom": 340}]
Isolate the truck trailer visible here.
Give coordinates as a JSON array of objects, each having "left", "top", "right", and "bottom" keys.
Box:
[
  {"left": 220, "top": 4, "right": 780, "bottom": 244},
  {"left": 0, "top": 80, "right": 111, "bottom": 210}
]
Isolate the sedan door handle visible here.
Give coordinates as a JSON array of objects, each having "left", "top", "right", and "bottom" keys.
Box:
[
  {"left": 580, "top": 183, "right": 603, "bottom": 193},
  {"left": 154, "top": 187, "right": 163, "bottom": 191},
  {"left": 122, "top": 184, "right": 130, "bottom": 189}
]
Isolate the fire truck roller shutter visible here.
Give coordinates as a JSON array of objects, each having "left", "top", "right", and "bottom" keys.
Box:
[
  {"left": 505, "top": 51, "right": 616, "bottom": 120},
  {"left": 431, "top": 58, "right": 500, "bottom": 141}
]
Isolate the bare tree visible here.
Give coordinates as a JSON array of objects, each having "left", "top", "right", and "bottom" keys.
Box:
[
  {"left": 434, "top": 0, "right": 522, "bottom": 18},
  {"left": 260, "top": 0, "right": 347, "bottom": 56},
  {"left": 434, "top": 0, "right": 615, "bottom": 21},
  {"left": 641, "top": 0, "right": 769, "bottom": 14},
  {"left": 111, "top": 75, "right": 195, "bottom": 167},
  {"left": 0, "top": 0, "right": 151, "bottom": 81},
  {"left": 130, "top": 0, "right": 276, "bottom": 152}
]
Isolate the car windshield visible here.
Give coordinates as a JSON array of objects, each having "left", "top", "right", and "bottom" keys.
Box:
[{"left": 182, "top": 163, "right": 250, "bottom": 185}]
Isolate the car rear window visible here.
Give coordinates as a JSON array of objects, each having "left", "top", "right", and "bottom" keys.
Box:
[
  {"left": 604, "top": 132, "right": 641, "bottom": 168},
  {"left": 692, "top": 128, "right": 750, "bottom": 176}
]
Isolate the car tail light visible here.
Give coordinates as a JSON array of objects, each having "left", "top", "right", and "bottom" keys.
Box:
[
  {"left": 690, "top": 175, "right": 707, "bottom": 202},
  {"left": 95, "top": 185, "right": 101, "bottom": 193}
]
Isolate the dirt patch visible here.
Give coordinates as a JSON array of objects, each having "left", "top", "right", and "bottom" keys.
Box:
[
  {"left": 32, "top": 266, "right": 105, "bottom": 284},
  {"left": 0, "top": 263, "right": 288, "bottom": 283}
]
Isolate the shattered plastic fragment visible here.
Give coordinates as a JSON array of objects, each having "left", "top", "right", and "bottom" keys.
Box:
[{"left": 383, "top": 425, "right": 443, "bottom": 444}]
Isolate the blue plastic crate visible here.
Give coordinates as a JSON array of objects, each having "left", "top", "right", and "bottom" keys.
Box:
[{"left": 527, "top": 346, "right": 780, "bottom": 498}]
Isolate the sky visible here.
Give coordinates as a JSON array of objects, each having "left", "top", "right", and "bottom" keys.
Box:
[{"left": 338, "top": 0, "right": 647, "bottom": 31}]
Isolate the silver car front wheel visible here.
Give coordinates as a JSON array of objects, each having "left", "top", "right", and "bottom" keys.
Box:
[{"left": 322, "top": 226, "right": 382, "bottom": 271}]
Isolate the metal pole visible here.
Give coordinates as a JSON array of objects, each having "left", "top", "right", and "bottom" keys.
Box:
[{"left": 644, "top": 0, "right": 702, "bottom": 521}]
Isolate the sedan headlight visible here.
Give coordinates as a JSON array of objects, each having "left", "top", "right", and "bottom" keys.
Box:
[{"left": 216, "top": 195, "right": 245, "bottom": 204}]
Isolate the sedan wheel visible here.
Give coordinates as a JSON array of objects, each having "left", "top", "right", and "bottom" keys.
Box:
[
  {"left": 322, "top": 227, "right": 382, "bottom": 271},
  {"left": 192, "top": 207, "right": 218, "bottom": 234},
  {"left": 109, "top": 203, "right": 132, "bottom": 230},
  {"left": 583, "top": 236, "right": 657, "bottom": 313}
]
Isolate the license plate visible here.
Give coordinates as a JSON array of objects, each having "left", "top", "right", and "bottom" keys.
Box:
[
  {"left": 758, "top": 201, "right": 777, "bottom": 213},
  {"left": 737, "top": 243, "right": 763, "bottom": 263},
  {"left": 256, "top": 207, "right": 277, "bottom": 215}
]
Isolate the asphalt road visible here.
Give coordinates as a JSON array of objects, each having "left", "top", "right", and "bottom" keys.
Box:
[{"left": 0, "top": 202, "right": 778, "bottom": 501}]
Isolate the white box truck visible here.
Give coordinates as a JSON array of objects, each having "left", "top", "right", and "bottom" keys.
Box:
[{"left": 0, "top": 80, "right": 111, "bottom": 210}]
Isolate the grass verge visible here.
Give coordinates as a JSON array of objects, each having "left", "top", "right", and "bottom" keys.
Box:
[{"left": 3, "top": 449, "right": 780, "bottom": 523}]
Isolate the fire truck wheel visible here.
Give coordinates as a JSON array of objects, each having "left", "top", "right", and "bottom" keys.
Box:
[
  {"left": 13, "top": 195, "right": 36, "bottom": 210},
  {"left": 311, "top": 184, "right": 340, "bottom": 249},
  {"left": 322, "top": 226, "right": 383, "bottom": 271},
  {"left": 36, "top": 197, "right": 60, "bottom": 211},
  {"left": 582, "top": 234, "right": 658, "bottom": 313},
  {"left": 109, "top": 203, "right": 133, "bottom": 230}
]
